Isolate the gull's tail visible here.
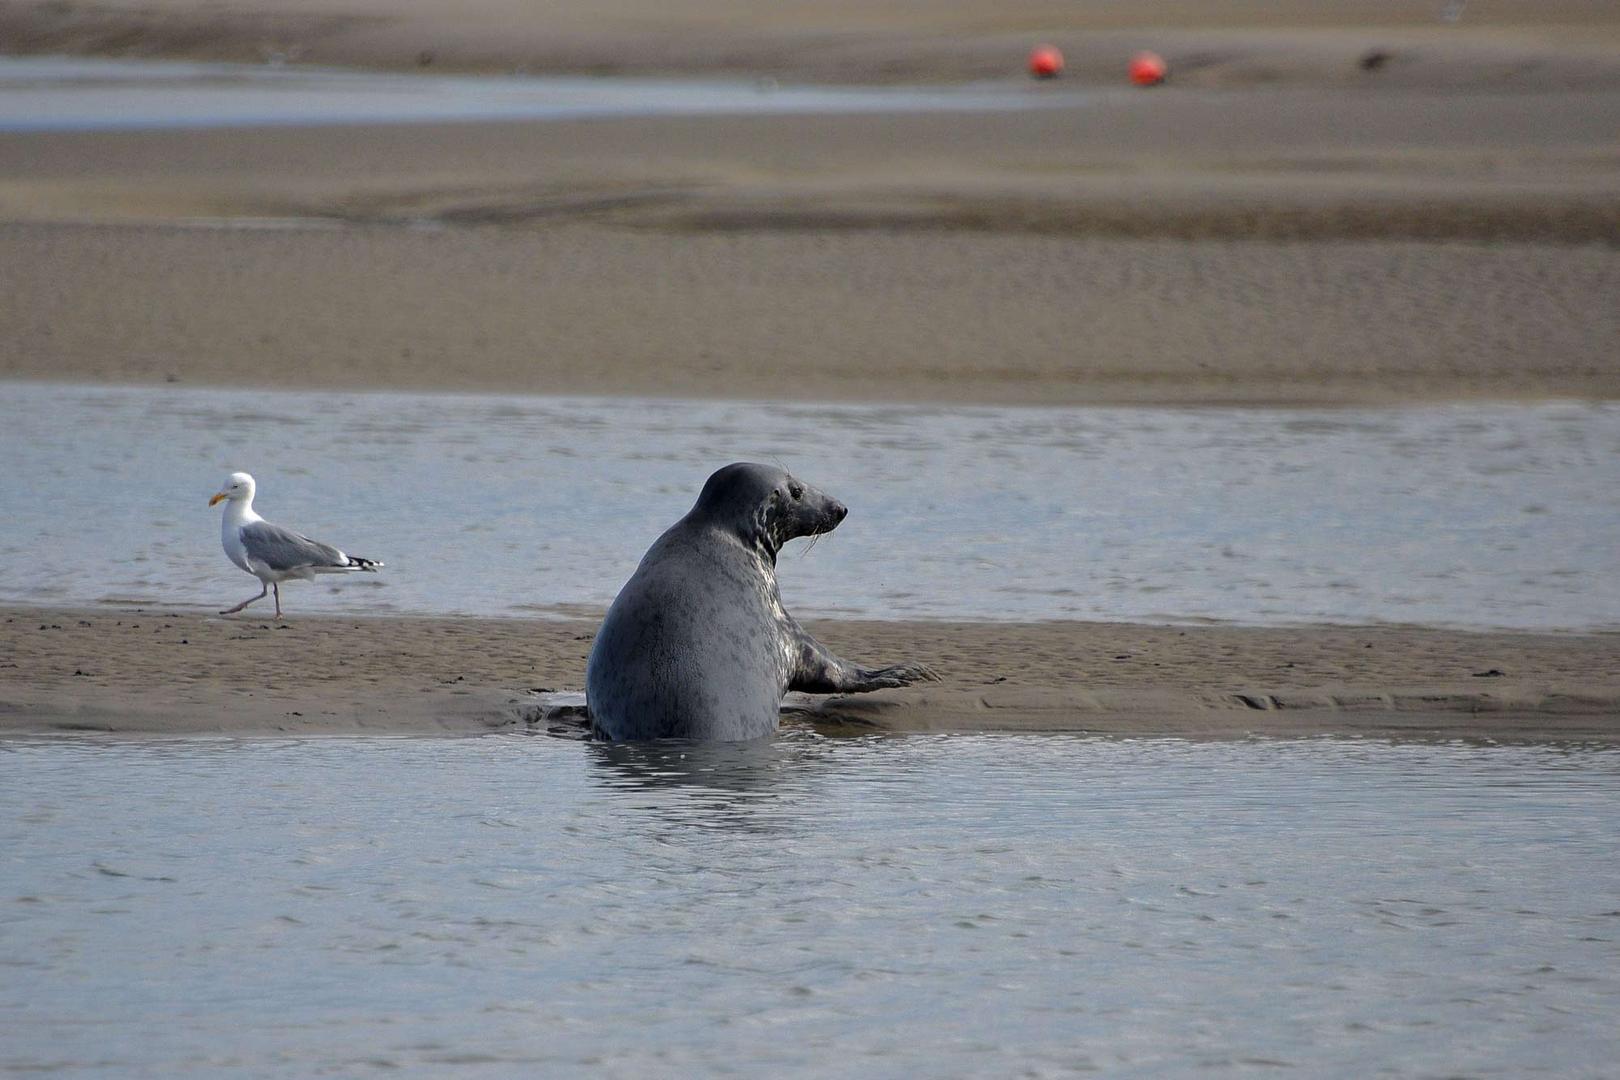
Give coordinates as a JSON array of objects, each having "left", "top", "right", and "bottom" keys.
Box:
[{"left": 346, "top": 555, "right": 383, "bottom": 572}]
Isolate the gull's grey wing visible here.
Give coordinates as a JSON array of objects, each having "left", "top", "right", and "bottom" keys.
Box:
[{"left": 239, "top": 520, "right": 348, "bottom": 572}]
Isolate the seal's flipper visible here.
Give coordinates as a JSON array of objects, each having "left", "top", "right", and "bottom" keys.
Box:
[{"left": 787, "top": 623, "right": 940, "bottom": 695}]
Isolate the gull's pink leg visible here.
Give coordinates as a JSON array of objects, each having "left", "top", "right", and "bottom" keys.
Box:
[
  {"left": 273, "top": 582, "right": 283, "bottom": 619},
  {"left": 222, "top": 584, "right": 268, "bottom": 615}
]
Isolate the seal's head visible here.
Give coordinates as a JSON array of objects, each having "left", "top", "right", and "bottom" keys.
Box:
[{"left": 692, "top": 462, "right": 847, "bottom": 561}]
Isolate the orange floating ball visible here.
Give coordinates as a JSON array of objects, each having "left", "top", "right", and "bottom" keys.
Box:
[
  {"left": 1028, "top": 44, "right": 1064, "bottom": 79},
  {"left": 1129, "top": 50, "right": 1167, "bottom": 86}
]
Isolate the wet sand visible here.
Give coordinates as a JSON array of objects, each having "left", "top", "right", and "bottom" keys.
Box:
[
  {"left": 2, "top": 3, "right": 1619, "bottom": 405},
  {"left": 3, "top": 213, "right": 1619, "bottom": 405},
  {"left": 4, "top": 607, "right": 1616, "bottom": 741}
]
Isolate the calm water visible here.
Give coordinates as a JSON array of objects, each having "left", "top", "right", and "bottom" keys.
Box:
[
  {"left": 1, "top": 382, "right": 1617, "bottom": 630},
  {"left": 0, "top": 56, "right": 1079, "bottom": 132},
  {"left": 2, "top": 734, "right": 1617, "bottom": 1077}
]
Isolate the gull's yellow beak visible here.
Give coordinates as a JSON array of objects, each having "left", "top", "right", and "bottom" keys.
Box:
[{"left": 209, "top": 492, "right": 227, "bottom": 507}]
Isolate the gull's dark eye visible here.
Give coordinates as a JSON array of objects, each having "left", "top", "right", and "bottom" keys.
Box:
[{"left": 789, "top": 483, "right": 803, "bottom": 501}]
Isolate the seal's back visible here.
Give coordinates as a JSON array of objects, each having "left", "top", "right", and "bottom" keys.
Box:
[{"left": 586, "top": 464, "right": 819, "bottom": 741}]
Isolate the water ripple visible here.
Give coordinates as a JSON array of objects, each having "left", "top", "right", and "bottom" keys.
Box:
[
  {"left": 1, "top": 384, "right": 1617, "bottom": 629},
  {"left": 2, "top": 736, "right": 1616, "bottom": 1076}
]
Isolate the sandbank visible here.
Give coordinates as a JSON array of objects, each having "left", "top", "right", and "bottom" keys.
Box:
[
  {"left": 4, "top": 606, "right": 1616, "bottom": 742},
  {"left": 2, "top": 2, "right": 1617, "bottom": 405}
]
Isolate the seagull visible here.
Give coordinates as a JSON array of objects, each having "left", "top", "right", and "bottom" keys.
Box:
[{"left": 208, "top": 471, "right": 383, "bottom": 618}]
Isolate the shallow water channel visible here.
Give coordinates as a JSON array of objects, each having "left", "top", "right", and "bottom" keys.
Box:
[
  {"left": 2, "top": 734, "right": 1617, "bottom": 1077},
  {"left": 1, "top": 383, "right": 1616, "bottom": 629},
  {"left": 0, "top": 55, "right": 1079, "bottom": 132}
]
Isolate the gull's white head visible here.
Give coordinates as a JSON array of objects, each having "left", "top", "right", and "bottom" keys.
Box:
[{"left": 209, "top": 471, "right": 256, "bottom": 508}]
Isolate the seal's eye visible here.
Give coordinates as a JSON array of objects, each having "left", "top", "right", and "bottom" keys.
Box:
[{"left": 789, "top": 483, "right": 803, "bottom": 501}]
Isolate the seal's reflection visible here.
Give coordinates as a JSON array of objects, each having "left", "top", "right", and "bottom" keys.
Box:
[{"left": 583, "top": 735, "right": 831, "bottom": 833}]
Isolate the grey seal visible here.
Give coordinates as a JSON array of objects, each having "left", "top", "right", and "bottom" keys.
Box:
[{"left": 586, "top": 463, "right": 938, "bottom": 741}]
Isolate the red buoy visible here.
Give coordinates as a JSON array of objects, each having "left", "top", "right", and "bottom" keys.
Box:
[
  {"left": 1129, "top": 50, "right": 1167, "bottom": 86},
  {"left": 1028, "top": 44, "right": 1064, "bottom": 79}
]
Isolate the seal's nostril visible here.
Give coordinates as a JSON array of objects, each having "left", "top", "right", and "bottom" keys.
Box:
[{"left": 834, "top": 503, "right": 848, "bottom": 522}]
